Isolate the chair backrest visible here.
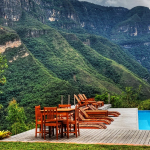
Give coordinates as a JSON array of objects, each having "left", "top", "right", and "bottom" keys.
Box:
[
  {"left": 58, "top": 104, "right": 71, "bottom": 108},
  {"left": 79, "top": 107, "right": 89, "bottom": 119},
  {"left": 88, "top": 105, "right": 97, "bottom": 110},
  {"left": 82, "top": 94, "right": 95, "bottom": 101},
  {"left": 44, "top": 107, "right": 58, "bottom": 123},
  {"left": 79, "top": 112, "right": 85, "bottom": 121},
  {"left": 35, "top": 105, "right": 41, "bottom": 122},
  {"left": 75, "top": 105, "right": 79, "bottom": 122},
  {"left": 74, "top": 94, "right": 81, "bottom": 105},
  {"left": 58, "top": 104, "right": 72, "bottom": 118},
  {"left": 78, "top": 94, "right": 85, "bottom": 101},
  {"left": 82, "top": 94, "right": 87, "bottom": 99}
]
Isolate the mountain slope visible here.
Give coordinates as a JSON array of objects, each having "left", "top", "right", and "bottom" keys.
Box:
[
  {"left": 76, "top": 34, "right": 150, "bottom": 82},
  {"left": 12, "top": 15, "right": 122, "bottom": 95},
  {"left": 0, "top": 0, "right": 150, "bottom": 99},
  {"left": 61, "top": 32, "right": 150, "bottom": 99},
  {"left": 69, "top": 1, "right": 150, "bottom": 73},
  {"left": 0, "top": 25, "right": 76, "bottom": 121},
  {"left": 1, "top": 0, "right": 150, "bottom": 124}
]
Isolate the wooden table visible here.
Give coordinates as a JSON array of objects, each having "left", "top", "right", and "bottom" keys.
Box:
[{"left": 40, "top": 108, "right": 75, "bottom": 138}]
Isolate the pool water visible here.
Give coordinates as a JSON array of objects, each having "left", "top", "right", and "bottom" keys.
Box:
[{"left": 138, "top": 110, "right": 150, "bottom": 130}]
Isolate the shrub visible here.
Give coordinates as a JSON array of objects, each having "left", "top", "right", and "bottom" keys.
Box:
[
  {"left": 95, "top": 93, "right": 122, "bottom": 108},
  {"left": 138, "top": 99, "right": 150, "bottom": 110},
  {"left": 6, "top": 99, "right": 28, "bottom": 135},
  {"left": 110, "top": 95, "right": 122, "bottom": 108},
  {"left": 0, "top": 130, "right": 11, "bottom": 139},
  {"left": 95, "top": 92, "right": 108, "bottom": 103}
]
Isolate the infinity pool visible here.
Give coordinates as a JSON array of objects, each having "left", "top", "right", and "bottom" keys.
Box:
[{"left": 138, "top": 110, "right": 150, "bottom": 130}]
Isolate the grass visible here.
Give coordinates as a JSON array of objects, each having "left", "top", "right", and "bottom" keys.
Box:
[{"left": 0, "top": 142, "right": 150, "bottom": 150}]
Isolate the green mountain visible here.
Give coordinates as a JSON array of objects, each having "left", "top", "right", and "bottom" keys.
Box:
[
  {"left": 69, "top": 1, "right": 150, "bottom": 73},
  {"left": 0, "top": 25, "right": 76, "bottom": 122},
  {"left": 1, "top": 0, "right": 150, "bottom": 126}
]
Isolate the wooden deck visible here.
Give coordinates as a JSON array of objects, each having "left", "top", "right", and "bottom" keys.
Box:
[
  {"left": 106, "top": 108, "right": 138, "bottom": 130},
  {"left": 2, "top": 128, "right": 150, "bottom": 145},
  {"left": 3, "top": 108, "right": 150, "bottom": 145}
]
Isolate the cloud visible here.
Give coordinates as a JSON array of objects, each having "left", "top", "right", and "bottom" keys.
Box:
[{"left": 78, "top": 0, "right": 150, "bottom": 9}]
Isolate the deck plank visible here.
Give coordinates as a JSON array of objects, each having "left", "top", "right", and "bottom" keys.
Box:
[
  {"left": 144, "top": 131, "right": 150, "bottom": 145},
  {"left": 139, "top": 130, "right": 149, "bottom": 144},
  {"left": 134, "top": 130, "right": 146, "bottom": 144},
  {"left": 112, "top": 130, "right": 129, "bottom": 144},
  {"left": 108, "top": 129, "right": 122, "bottom": 143}
]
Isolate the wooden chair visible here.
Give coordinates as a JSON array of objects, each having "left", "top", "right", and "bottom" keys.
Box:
[
  {"left": 74, "top": 94, "right": 88, "bottom": 107},
  {"left": 35, "top": 105, "right": 42, "bottom": 137},
  {"left": 78, "top": 94, "right": 99, "bottom": 108},
  {"left": 79, "top": 94, "right": 104, "bottom": 107},
  {"left": 62, "top": 105, "right": 80, "bottom": 137},
  {"left": 88, "top": 104, "right": 120, "bottom": 117},
  {"left": 79, "top": 107, "right": 114, "bottom": 122},
  {"left": 43, "top": 107, "right": 62, "bottom": 140},
  {"left": 79, "top": 112, "right": 111, "bottom": 125},
  {"left": 83, "top": 94, "right": 104, "bottom": 106},
  {"left": 79, "top": 122, "right": 106, "bottom": 129},
  {"left": 58, "top": 104, "right": 72, "bottom": 122}
]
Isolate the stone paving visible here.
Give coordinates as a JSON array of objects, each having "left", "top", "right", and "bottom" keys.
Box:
[{"left": 2, "top": 108, "right": 150, "bottom": 145}]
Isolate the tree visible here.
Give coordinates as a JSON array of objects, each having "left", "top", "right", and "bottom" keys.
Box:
[
  {"left": 6, "top": 99, "right": 28, "bottom": 135},
  {"left": 0, "top": 104, "right": 4, "bottom": 130},
  {"left": 0, "top": 104, "right": 3, "bottom": 109},
  {"left": 0, "top": 53, "right": 8, "bottom": 86},
  {"left": 121, "top": 85, "right": 141, "bottom": 107},
  {"left": 0, "top": 53, "right": 8, "bottom": 130}
]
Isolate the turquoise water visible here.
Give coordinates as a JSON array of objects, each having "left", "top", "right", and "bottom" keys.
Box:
[{"left": 138, "top": 110, "right": 150, "bottom": 130}]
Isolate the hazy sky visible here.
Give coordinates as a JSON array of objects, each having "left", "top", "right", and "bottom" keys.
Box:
[{"left": 78, "top": 0, "right": 150, "bottom": 9}]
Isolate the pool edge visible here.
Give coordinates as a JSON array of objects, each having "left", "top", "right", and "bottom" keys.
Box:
[{"left": 137, "top": 108, "right": 139, "bottom": 130}]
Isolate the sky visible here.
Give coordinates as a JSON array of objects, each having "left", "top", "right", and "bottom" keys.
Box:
[{"left": 78, "top": 0, "right": 150, "bottom": 9}]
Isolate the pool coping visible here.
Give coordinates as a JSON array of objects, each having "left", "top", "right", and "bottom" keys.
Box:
[{"left": 137, "top": 108, "right": 139, "bottom": 130}]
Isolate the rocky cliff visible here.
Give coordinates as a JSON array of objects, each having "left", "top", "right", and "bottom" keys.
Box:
[{"left": 0, "top": 0, "right": 80, "bottom": 27}]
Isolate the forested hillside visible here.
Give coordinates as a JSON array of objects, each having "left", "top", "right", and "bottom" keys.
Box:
[
  {"left": 0, "top": 25, "right": 78, "bottom": 122},
  {"left": 1, "top": 0, "right": 150, "bottom": 128},
  {"left": 70, "top": 1, "right": 150, "bottom": 73}
]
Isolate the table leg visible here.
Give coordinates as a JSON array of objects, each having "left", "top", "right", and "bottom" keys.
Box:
[
  {"left": 41, "top": 113, "right": 43, "bottom": 138},
  {"left": 61, "top": 122, "right": 63, "bottom": 138},
  {"left": 67, "top": 113, "right": 69, "bottom": 138}
]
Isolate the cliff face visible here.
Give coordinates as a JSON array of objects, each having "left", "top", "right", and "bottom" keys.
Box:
[
  {"left": 43, "top": 0, "right": 79, "bottom": 22},
  {"left": 1, "top": 0, "right": 150, "bottom": 36},
  {"left": 0, "top": 0, "right": 80, "bottom": 27},
  {"left": 110, "top": 7, "right": 150, "bottom": 38},
  {"left": 0, "top": 40, "right": 22, "bottom": 53},
  {"left": 0, "top": 0, "right": 21, "bottom": 25}
]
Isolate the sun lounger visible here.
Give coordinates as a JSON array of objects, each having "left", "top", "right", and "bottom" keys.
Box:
[
  {"left": 74, "top": 94, "right": 88, "bottom": 107},
  {"left": 78, "top": 94, "right": 99, "bottom": 108},
  {"left": 88, "top": 105, "right": 120, "bottom": 116},
  {"left": 81, "top": 94, "right": 104, "bottom": 107},
  {"left": 79, "top": 113, "right": 110, "bottom": 125},
  {"left": 79, "top": 122, "right": 106, "bottom": 129},
  {"left": 79, "top": 107, "right": 114, "bottom": 122}
]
